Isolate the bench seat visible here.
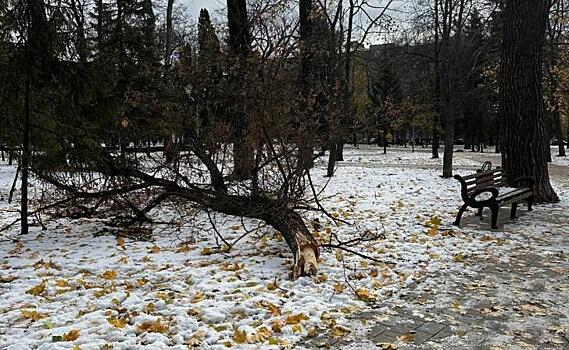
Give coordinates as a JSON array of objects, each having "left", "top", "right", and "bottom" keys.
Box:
[{"left": 453, "top": 167, "right": 534, "bottom": 229}]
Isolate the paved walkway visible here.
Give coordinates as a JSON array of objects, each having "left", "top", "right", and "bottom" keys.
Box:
[{"left": 304, "top": 153, "right": 569, "bottom": 349}]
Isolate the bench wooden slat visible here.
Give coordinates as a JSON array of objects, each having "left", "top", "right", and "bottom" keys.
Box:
[
  {"left": 461, "top": 168, "right": 503, "bottom": 181},
  {"left": 454, "top": 165, "right": 534, "bottom": 229}
]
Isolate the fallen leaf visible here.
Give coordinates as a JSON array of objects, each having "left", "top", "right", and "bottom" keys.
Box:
[
  {"left": 137, "top": 319, "right": 168, "bottom": 333},
  {"left": 398, "top": 333, "right": 414, "bottom": 343},
  {"left": 330, "top": 325, "right": 351, "bottom": 338},
  {"left": 285, "top": 313, "right": 309, "bottom": 324},
  {"left": 101, "top": 270, "right": 118, "bottom": 280},
  {"left": 62, "top": 329, "right": 80, "bottom": 341},
  {"left": 333, "top": 283, "right": 344, "bottom": 293},
  {"left": 26, "top": 281, "right": 46, "bottom": 296},
  {"left": 356, "top": 288, "right": 371, "bottom": 301},
  {"left": 453, "top": 252, "right": 465, "bottom": 262},
  {"left": 233, "top": 328, "right": 248, "bottom": 344},
  {"left": 176, "top": 244, "right": 193, "bottom": 253},
  {"left": 21, "top": 310, "right": 46, "bottom": 321},
  {"left": 55, "top": 279, "right": 69, "bottom": 288}
]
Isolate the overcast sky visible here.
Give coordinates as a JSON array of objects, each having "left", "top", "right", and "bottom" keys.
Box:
[
  {"left": 179, "top": 0, "right": 407, "bottom": 45},
  {"left": 184, "top": 0, "right": 225, "bottom": 21}
]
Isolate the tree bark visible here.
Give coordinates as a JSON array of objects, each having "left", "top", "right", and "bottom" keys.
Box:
[
  {"left": 500, "top": 0, "right": 558, "bottom": 203},
  {"left": 228, "top": 0, "right": 255, "bottom": 178},
  {"left": 21, "top": 78, "right": 30, "bottom": 235}
]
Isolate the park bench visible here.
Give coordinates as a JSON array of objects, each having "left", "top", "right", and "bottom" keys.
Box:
[{"left": 453, "top": 165, "right": 534, "bottom": 229}]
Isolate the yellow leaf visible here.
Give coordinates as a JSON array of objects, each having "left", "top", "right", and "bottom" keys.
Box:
[
  {"left": 233, "top": 328, "right": 248, "bottom": 344},
  {"left": 137, "top": 278, "right": 147, "bottom": 286},
  {"left": 330, "top": 325, "right": 351, "bottom": 338},
  {"left": 201, "top": 247, "right": 213, "bottom": 255},
  {"left": 108, "top": 316, "right": 128, "bottom": 328},
  {"left": 356, "top": 288, "right": 371, "bottom": 300},
  {"left": 26, "top": 281, "right": 46, "bottom": 296},
  {"left": 144, "top": 303, "right": 155, "bottom": 313},
  {"left": 480, "top": 235, "right": 493, "bottom": 241},
  {"left": 427, "top": 226, "right": 438, "bottom": 237},
  {"left": 291, "top": 324, "right": 302, "bottom": 333},
  {"left": 333, "top": 283, "right": 344, "bottom": 293},
  {"left": 426, "top": 216, "right": 441, "bottom": 226},
  {"left": 335, "top": 250, "right": 344, "bottom": 262},
  {"left": 230, "top": 225, "right": 241, "bottom": 231},
  {"left": 266, "top": 282, "right": 277, "bottom": 291},
  {"left": 451, "top": 300, "right": 461, "bottom": 309},
  {"left": 255, "top": 326, "right": 272, "bottom": 341},
  {"left": 176, "top": 244, "right": 193, "bottom": 253},
  {"left": 285, "top": 313, "right": 309, "bottom": 325},
  {"left": 398, "top": 333, "right": 414, "bottom": 343},
  {"left": 21, "top": 310, "right": 46, "bottom": 321},
  {"left": 62, "top": 329, "right": 80, "bottom": 341},
  {"left": 149, "top": 245, "right": 161, "bottom": 254},
  {"left": 191, "top": 291, "right": 205, "bottom": 303},
  {"left": 102, "top": 270, "right": 118, "bottom": 280},
  {"left": 268, "top": 338, "right": 291, "bottom": 346},
  {"left": 453, "top": 252, "right": 465, "bottom": 262},
  {"left": 187, "top": 330, "right": 205, "bottom": 347},
  {"left": 55, "top": 279, "right": 69, "bottom": 288},
  {"left": 72, "top": 346, "right": 81, "bottom": 350},
  {"left": 137, "top": 318, "right": 168, "bottom": 333},
  {"left": 116, "top": 237, "right": 125, "bottom": 247},
  {"left": 119, "top": 256, "right": 128, "bottom": 264},
  {"left": 258, "top": 301, "right": 281, "bottom": 316},
  {"left": 271, "top": 319, "right": 285, "bottom": 333},
  {"left": 360, "top": 261, "right": 369, "bottom": 268}
]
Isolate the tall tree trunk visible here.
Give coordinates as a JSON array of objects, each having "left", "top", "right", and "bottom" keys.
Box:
[
  {"left": 298, "top": 0, "right": 318, "bottom": 170},
  {"left": 228, "top": 0, "right": 254, "bottom": 178},
  {"left": 21, "top": 77, "right": 30, "bottom": 235},
  {"left": 327, "top": 0, "right": 352, "bottom": 176},
  {"left": 554, "top": 112, "right": 566, "bottom": 156},
  {"left": 163, "top": 0, "right": 176, "bottom": 163},
  {"left": 500, "top": 0, "right": 558, "bottom": 203},
  {"left": 164, "top": 0, "right": 174, "bottom": 74},
  {"left": 431, "top": 0, "right": 441, "bottom": 159}
]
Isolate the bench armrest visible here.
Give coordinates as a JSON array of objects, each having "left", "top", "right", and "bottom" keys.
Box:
[
  {"left": 469, "top": 187, "right": 499, "bottom": 204},
  {"left": 512, "top": 176, "right": 535, "bottom": 188}
]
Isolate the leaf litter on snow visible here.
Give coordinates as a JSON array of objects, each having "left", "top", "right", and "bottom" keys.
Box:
[{"left": 0, "top": 150, "right": 568, "bottom": 349}]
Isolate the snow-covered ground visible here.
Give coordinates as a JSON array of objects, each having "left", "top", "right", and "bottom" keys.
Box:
[{"left": 0, "top": 149, "right": 567, "bottom": 349}]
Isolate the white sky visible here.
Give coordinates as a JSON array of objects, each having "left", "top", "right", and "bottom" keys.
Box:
[{"left": 184, "top": 0, "right": 225, "bottom": 21}]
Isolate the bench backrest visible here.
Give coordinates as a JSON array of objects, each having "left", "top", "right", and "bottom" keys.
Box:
[{"left": 454, "top": 168, "right": 507, "bottom": 201}]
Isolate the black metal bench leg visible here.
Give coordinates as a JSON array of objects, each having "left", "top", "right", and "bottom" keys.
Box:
[
  {"left": 454, "top": 204, "right": 468, "bottom": 226},
  {"left": 490, "top": 203, "right": 499, "bottom": 229},
  {"left": 527, "top": 197, "right": 533, "bottom": 211},
  {"left": 510, "top": 203, "right": 518, "bottom": 219},
  {"left": 475, "top": 207, "right": 483, "bottom": 217}
]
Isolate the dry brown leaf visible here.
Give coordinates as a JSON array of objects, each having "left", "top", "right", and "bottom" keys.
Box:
[
  {"left": 21, "top": 310, "right": 46, "bottom": 321},
  {"left": 233, "top": 328, "right": 248, "bottom": 344},
  {"left": 26, "top": 281, "right": 46, "bottom": 296},
  {"left": 62, "top": 329, "right": 80, "bottom": 341},
  {"left": 137, "top": 319, "right": 168, "bottom": 333},
  {"left": 149, "top": 245, "right": 161, "bottom": 254},
  {"left": 285, "top": 313, "right": 309, "bottom": 325},
  {"left": 108, "top": 316, "right": 128, "bottom": 328},
  {"left": 398, "top": 333, "right": 414, "bottom": 343},
  {"left": 329, "top": 325, "right": 351, "bottom": 338}
]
